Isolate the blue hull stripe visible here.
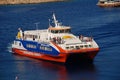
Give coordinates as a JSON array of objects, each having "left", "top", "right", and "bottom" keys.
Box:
[{"left": 16, "top": 39, "right": 59, "bottom": 56}]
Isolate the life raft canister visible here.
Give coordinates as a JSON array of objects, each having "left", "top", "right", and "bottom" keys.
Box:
[{"left": 62, "top": 35, "right": 73, "bottom": 39}]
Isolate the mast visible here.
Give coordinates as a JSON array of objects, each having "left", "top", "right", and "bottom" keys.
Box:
[
  {"left": 35, "top": 22, "right": 39, "bottom": 40},
  {"left": 53, "top": 13, "right": 58, "bottom": 27}
]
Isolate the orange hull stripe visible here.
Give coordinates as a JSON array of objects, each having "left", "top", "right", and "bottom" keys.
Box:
[
  {"left": 67, "top": 48, "right": 100, "bottom": 53},
  {"left": 12, "top": 48, "right": 67, "bottom": 63}
]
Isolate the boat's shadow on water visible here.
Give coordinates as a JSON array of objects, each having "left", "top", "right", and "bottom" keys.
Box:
[
  {"left": 65, "top": 62, "right": 95, "bottom": 72},
  {"left": 40, "top": 61, "right": 97, "bottom": 80},
  {"left": 13, "top": 54, "right": 97, "bottom": 80},
  {"left": 34, "top": 58, "right": 97, "bottom": 80}
]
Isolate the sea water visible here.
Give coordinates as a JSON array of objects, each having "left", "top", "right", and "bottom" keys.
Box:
[{"left": 0, "top": 0, "right": 120, "bottom": 80}]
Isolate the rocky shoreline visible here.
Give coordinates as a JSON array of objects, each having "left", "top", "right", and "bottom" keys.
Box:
[{"left": 0, "top": 0, "right": 64, "bottom": 5}]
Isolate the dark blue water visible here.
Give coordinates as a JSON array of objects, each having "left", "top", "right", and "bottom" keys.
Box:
[{"left": 0, "top": 0, "right": 120, "bottom": 80}]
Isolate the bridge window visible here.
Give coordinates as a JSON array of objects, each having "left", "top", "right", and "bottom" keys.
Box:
[
  {"left": 51, "top": 30, "right": 55, "bottom": 33},
  {"left": 51, "top": 29, "right": 71, "bottom": 33},
  {"left": 59, "top": 30, "right": 63, "bottom": 33},
  {"left": 65, "top": 29, "right": 71, "bottom": 33}
]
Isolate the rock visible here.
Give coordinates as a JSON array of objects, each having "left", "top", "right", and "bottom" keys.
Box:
[{"left": 0, "top": 0, "right": 64, "bottom": 5}]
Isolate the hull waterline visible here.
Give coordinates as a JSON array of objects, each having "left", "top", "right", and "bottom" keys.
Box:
[{"left": 12, "top": 48, "right": 99, "bottom": 63}]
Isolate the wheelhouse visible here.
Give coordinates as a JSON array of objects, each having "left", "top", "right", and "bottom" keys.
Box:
[{"left": 48, "top": 27, "right": 71, "bottom": 34}]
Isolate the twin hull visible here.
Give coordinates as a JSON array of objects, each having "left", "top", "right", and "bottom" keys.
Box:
[{"left": 12, "top": 40, "right": 99, "bottom": 63}]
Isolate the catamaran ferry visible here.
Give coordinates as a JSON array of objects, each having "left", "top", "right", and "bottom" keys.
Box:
[{"left": 12, "top": 14, "right": 99, "bottom": 63}]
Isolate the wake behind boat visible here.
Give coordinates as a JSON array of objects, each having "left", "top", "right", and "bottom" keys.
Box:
[{"left": 12, "top": 13, "right": 99, "bottom": 63}]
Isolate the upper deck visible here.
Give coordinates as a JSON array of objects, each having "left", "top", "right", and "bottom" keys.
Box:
[{"left": 15, "top": 13, "right": 99, "bottom": 50}]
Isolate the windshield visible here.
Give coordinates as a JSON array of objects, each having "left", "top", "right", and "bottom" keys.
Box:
[{"left": 50, "top": 29, "right": 71, "bottom": 33}]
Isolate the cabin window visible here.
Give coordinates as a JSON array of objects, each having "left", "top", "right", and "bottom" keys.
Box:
[
  {"left": 85, "top": 45, "right": 88, "bottom": 48},
  {"left": 14, "top": 41, "right": 17, "bottom": 45},
  {"left": 29, "top": 35, "right": 33, "bottom": 38},
  {"left": 24, "top": 35, "right": 37, "bottom": 39},
  {"left": 89, "top": 45, "right": 92, "bottom": 47},
  {"left": 70, "top": 46, "right": 74, "bottom": 49},
  {"left": 33, "top": 35, "right": 37, "bottom": 40},
  {"left": 76, "top": 46, "right": 80, "bottom": 49},
  {"left": 19, "top": 43, "right": 21, "bottom": 46},
  {"left": 80, "top": 45, "right": 83, "bottom": 48},
  {"left": 34, "top": 35, "right": 37, "bottom": 38},
  {"left": 66, "top": 47, "right": 69, "bottom": 49}
]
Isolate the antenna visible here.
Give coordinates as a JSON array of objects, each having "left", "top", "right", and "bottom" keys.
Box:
[
  {"left": 34, "top": 22, "right": 40, "bottom": 30},
  {"left": 34, "top": 22, "right": 40, "bottom": 40},
  {"left": 49, "top": 19, "right": 51, "bottom": 27}
]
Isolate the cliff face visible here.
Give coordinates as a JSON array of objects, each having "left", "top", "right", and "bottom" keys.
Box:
[{"left": 0, "top": 0, "right": 64, "bottom": 5}]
